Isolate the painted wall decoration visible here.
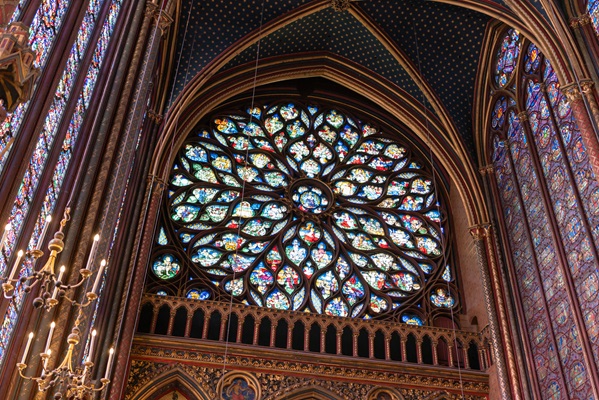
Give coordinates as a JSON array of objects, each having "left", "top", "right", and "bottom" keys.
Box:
[
  {"left": 222, "top": 377, "right": 256, "bottom": 400},
  {"left": 149, "top": 101, "right": 459, "bottom": 323}
]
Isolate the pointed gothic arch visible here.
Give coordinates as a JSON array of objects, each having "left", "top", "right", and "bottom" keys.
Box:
[
  {"left": 128, "top": 367, "right": 211, "bottom": 400},
  {"left": 270, "top": 385, "right": 344, "bottom": 400}
]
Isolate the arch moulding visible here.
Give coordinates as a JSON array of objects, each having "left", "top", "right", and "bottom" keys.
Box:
[{"left": 153, "top": 54, "right": 488, "bottom": 227}]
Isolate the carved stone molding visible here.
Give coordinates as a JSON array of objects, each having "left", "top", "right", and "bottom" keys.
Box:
[
  {"left": 561, "top": 83, "right": 583, "bottom": 103},
  {"left": 125, "top": 358, "right": 488, "bottom": 400},
  {"left": 517, "top": 110, "right": 528, "bottom": 122},
  {"left": 0, "top": 22, "right": 40, "bottom": 119},
  {"left": 478, "top": 165, "right": 494, "bottom": 176},
  {"left": 128, "top": 342, "right": 489, "bottom": 394},
  {"left": 570, "top": 13, "right": 591, "bottom": 29},
  {"left": 0, "top": 0, "right": 19, "bottom": 26}
]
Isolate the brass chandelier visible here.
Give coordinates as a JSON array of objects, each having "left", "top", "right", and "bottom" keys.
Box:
[{"left": 1, "top": 209, "right": 115, "bottom": 399}]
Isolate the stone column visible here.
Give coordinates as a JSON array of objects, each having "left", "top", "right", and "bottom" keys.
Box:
[
  {"left": 562, "top": 83, "right": 599, "bottom": 178},
  {"left": 469, "top": 225, "right": 513, "bottom": 400},
  {"left": 580, "top": 80, "right": 599, "bottom": 134}
]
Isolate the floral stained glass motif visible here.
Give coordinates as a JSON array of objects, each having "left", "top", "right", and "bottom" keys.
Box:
[
  {"left": 153, "top": 102, "right": 455, "bottom": 321},
  {"left": 0, "top": 0, "right": 123, "bottom": 366}
]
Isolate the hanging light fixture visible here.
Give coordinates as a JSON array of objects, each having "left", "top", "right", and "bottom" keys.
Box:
[
  {"left": 1, "top": 208, "right": 113, "bottom": 399},
  {"left": 1, "top": 209, "right": 102, "bottom": 309},
  {"left": 16, "top": 309, "right": 115, "bottom": 399}
]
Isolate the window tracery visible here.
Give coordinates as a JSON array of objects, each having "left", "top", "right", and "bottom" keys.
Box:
[
  {"left": 149, "top": 101, "right": 458, "bottom": 323},
  {"left": 489, "top": 30, "right": 599, "bottom": 398}
]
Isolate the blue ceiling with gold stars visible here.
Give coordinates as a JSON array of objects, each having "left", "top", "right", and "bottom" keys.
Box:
[
  {"left": 169, "top": 0, "right": 497, "bottom": 155},
  {"left": 221, "top": 8, "right": 424, "bottom": 104},
  {"left": 357, "top": 0, "right": 489, "bottom": 154}
]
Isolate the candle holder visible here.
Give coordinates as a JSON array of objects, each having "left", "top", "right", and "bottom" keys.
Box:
[
  {"left": 1, "top": 208, "right": 103, "bottom": 310},
  {"left": 17, "top": 310, "right": 115, "bottom": 399}
]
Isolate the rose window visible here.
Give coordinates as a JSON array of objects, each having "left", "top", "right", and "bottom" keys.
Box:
[{"left": 150, "top": 102, "right": 457, "bottom": 322}]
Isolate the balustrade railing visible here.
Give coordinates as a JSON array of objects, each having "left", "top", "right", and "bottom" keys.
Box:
[{"left": 137, "top": 294, "right": 492, "bottom": 371}]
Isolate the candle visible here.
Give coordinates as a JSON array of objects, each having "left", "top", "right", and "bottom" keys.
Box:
[
  {"left": 44, "top": 321, "right": 55, "bottom": 354},
  {"left": 20, "top": 332, "right": 34, "bottom": 364},
  {"left": 91, "top": 260, "right": 106, "bottom": 295},
  {"left": 85, "top": 234, "right": 100, "bottom": 271},
  {"left": 104, "top": 347, "right": 115, "bottom": 379},
  {"left": 87, "top": 329, "right": 97, "bottom": 361},
  {"left": 7, "top": 250, "right": 23, "bottom": 281},
  {"left": 81, "top": 366, "right": 88, "bottom": 385},
  {"left": 37, "top": 215, "right": 52, "bottom": 250},
  {"left": 0, "top": 223, "right": 10, "bottom": 253},
  {"left": 43, "top": 349, "right": 51, "bottom": 370},
  {"left": 51, "top": 265, "right": 66, "bottom": 300}
]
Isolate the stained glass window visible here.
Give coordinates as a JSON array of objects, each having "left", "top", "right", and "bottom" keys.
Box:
[
  {"left": 589, "top": 0, "right": 599, "bottom": 36},
  {"left": 490, "top": 33, "right": 599, "bottom": 398},
  {"left": 494, "top": 29, "right": 520, "bottom": 88},
  {"left": 0, "top": 0, "right": 69, "bottom": 176},
  {"left": 150, "top": 102, "right": 457, "bottom": 323},
  {"left": 0, "top": 0, "right": 123, "bottom": 366}
]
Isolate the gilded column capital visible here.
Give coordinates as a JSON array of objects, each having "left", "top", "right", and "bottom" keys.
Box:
[
  {"left": 146, "top": 1, "right": 173, "bottom": 34},
  {"left": 479, "top": 165, "right": 494, "bottom": 175},
  {"left": 570, "top": 13, "right": 591, "bottom": 29},
  {"left": 469, "top": 224, "right": 491, "bottom": 240},
  {"left": 579, "top": 79, "right": 595, "bottom": 94},
  {"left": 0, "top": 22, "right": 41, "bottom": 119},
  {"left": 517, "top": 111, "right": 528, "bottom": 122},
  {"left": 145, "top": 1, "right": 157, "bottom": 17},
  {"left": 148, "top": 109, "right": 163, "bottom": 124},
  {"left": 561, "top": 83, "right": 583, "bottom": 103}
]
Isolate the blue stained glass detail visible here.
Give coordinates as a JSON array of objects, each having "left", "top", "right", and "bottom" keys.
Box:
[{"left": 495, "top": 29, "right": 520, "bottom": 87}]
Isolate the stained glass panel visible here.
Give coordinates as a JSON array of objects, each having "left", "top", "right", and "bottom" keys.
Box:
[
  {"left": 490, "top": 35, "right": 599, "bottom": 398},
  {"left": 152, "top": 102, "right": 455, "bottom": 322},
  {"left": 589, "top": 0, "right": 599, "bottom": 37},
  {"left": 492, "top": 131, "right": 567, "bottom": 397},
  {"left": 528, "top": 48, "right": 599, "bottom": 372},
  {"left": 517, "top": 90, "right": 592, "bottom": 395},
  {"left": 0, "top": 0, "right": 123, "bottom": 366},
  {"left": 0, "top": 0, "right": 69, "bottom": 177},
  {"left": 494, "top": 29, "right": 521, "bottom": 87}
]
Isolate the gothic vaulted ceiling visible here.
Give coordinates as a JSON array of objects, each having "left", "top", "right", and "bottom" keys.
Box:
[{"left": 169, "top": 0, "right": 507, "bottom": 156}]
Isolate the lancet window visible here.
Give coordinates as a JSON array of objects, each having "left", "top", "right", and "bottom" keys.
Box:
[
  {"left": 0, "top": 0, "right": 123, "bottom": 365},
  {"left": 149, "top": 101, "right": 460, "bottom": 324},
  {"left": 489, "top": 29, "right": 599, "bottom": 398},
  {"left": 0, "top": 0, "right": 70, "bottom": 175}
]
